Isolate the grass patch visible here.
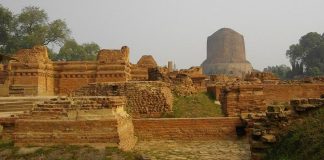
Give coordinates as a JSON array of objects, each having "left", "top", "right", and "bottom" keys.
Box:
[
  {"left": 0, "top": 139, "right": 14, "bottom": 149},
  {"left": 105, "top": 147, "right": 142, "bottom": 160},
  {"left": 265, "top": 107, "right": 324, "bottom": 160},
  {"left": 164, "top": 92, "right": 223, "bottom": 118},
  {"left": 0, "top": 144, "right": 142, "bottom": 160}
]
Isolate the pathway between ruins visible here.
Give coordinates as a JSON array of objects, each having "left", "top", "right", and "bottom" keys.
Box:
[{"left": 134, "top": 139, "right": 251, "bottom": 160}]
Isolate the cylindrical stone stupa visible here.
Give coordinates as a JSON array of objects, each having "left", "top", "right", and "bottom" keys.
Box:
[{"left": 201, "top": 28, "right": 253, "bottom": 77}]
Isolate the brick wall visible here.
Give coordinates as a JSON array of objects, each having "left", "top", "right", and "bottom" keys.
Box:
[
  {"left": 133, "top": 117, "right": 242, "bottom": 140},
  {"left": 221, "top": 85, "right": 266, "bottom": 116},
  {"left": 13, "top": 119, "right": 120, "bottom": 146},
  {"left": 75, "top": 82, "right": 173, "bottom": 118},
  {"left": 5, "top": 96, "right": 137, "bottom": 151},
  {"left": 220, "top": 84, "right": 324, "bottom": 117},
  {"left": 6, "top": 46, "right": 133, "bottom": 96},
  {"left": 263, "top": 84, "right": 324, "bottom": 104}
]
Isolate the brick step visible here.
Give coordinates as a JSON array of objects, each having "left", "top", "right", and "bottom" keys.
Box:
[
  {"left": 33, "top": 107, "right": 65, "bottom": 112},
  {"left": 8, "top": 93, "right": 25, "bottom": 96},
  {"left": 0, "top": 105, "right": 33, "bottom": 109},
  {"left": 0, "top": 111, "right": 25, "bottom": 117},
  {"left": 0, "top": 104, "right": 34, "bottom": 109},
  {"left": 0, "top": 107, "right": 32, "bottom": 112},
  {"left": 0, "top": 101, "right": 34, "bottom": 105},
  {"left": 0, "top": 97, "right": 55, "bottom": 103},
  {"left": 77, "top": 114, "right": 115, "bottom": 119}
]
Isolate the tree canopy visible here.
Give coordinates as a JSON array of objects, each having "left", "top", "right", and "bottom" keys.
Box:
[
  {"left": 0, "top": 5, "right": 101, "bottom": 61},
  {"left": 51, "top": 39, "right": 100, "bottom": 61},
  {"left": 0, "top": 5, "right": 70, "bottom": 54},
  {"left": 263, "top": 64, "right": 291, "bottom": 79},
  {"left": 286, "top": 32, "right": 324, "bottom": 77}
]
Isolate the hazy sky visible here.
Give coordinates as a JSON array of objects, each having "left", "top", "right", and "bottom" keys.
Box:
[{"left": 1, "top": 0, "right": 324, "bottom": 70}]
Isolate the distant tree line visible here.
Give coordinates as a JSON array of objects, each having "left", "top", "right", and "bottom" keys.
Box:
[
  {"left": 264, "top": 32, "right": 324, "bottom": 79},
  {"left": 263, "top": 64, "right": 291, "bottom": 79},
  {"left": 0, "top": 5, "right": 99, "bottom": 61}
]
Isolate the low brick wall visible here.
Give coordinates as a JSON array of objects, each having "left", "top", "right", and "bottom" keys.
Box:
[
  {"left": 220, "top": 83, "right": 324, "bottom": 116},
  {"left": 13, "top": 119, "right": 120, "bottom": 146},
  {"left": 263, "top": 84, "right": 324, "bottom": 104},
  {"left": 133, "top": 117, "right": 242, "bottom": 140}
]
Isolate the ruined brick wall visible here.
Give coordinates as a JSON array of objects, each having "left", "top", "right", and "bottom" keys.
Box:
[
  {"left": 130, "top": 55, "right": 158, "bottom": 81},
  {"left": 97, "top": 46, "right": 129, "bottom": 64},
  {"left": 29, "top": 96, "right": 123, "bottom": 119},
  {"left": 75, "top": 81, "right": 173, "bottom": 117},
  {"left": 178, "top": 67, "right": 207, "bottom": 89},
  {"left": 8, "top": 67, "right": 55, "bottom": 95},
  {"left": 148, "top": 67, "right": 170, "bottom": 81},
  {"left": 9, "top": 46, "right": 55, "bottom": 95},
  {"left": 133, "top": 117, "right": 242, "bottom": 140},
  {"left": 130, "top": 64, "right": 149, "bottom": 81},
  {"left": 53, "top": 46, "right": 131, "bottom": 95},
  {"left": 12, "top": 45, "right": 51, "bottom": 64},
  {"left": 114, "top": 106, "right": 137, "bottom": 151},
  {"left": 221, "top": 85, "right": 266, "bottom": 117},
  {"left": 13, "top": 114, "right": 137, "bottom": 150},
  {"left": 6, "top": 46, "right": 132, "bottom": 96},
  {"left": 54, "top": 61, "right": 96, "bottom": 94},
  {"left": 178, "top": 66, "right": 203, "bottom": 76},
  {"left": 13, "top": 119, "right": 119, "bottom": 146},
  {"left": 245, "top": 72, "right": 279, "bottom": 83},
  {"left": 263, "top": 84, "right": 324, "bottom": 104},
  {"left": 0, "top": 67, "right": 8, "bottom": 84},
  {"left": 243, "top": 98, "right": 324, "bottom": 160},
  {"left": 0, "top": 70, "right": 9, "bottom": 96},
  {"left": 220, "top": 83, "right": 324, "bottom": 117},
  {"left": 5, "top": 96, "right": 137, "bottom": 151}
]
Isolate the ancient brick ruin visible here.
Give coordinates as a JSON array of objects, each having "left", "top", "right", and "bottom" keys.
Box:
[
  {"left": 74, "top": 81, "right": 173, "bottom": 118},
  {"left": 1, "top": 45, "right": 133, "bottom": 96},
  {"left": 131, "top": 55, "right": 158, "bottom": 81},
  {"left": 219, "top": 82, "right": 324, "bottom": 116},
  {"left": 2, "top": 96, "right": 137, "bottom": 151},
  {"left": 243, "top": 98, "right": 324, "bottom": 159},
  {"left": 0, "top": 35, "right": 323, "bottom": 159}
]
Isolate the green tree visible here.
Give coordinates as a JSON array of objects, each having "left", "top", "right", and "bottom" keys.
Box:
[
  {"left": 53, "top": 39, "right": 100, "bottom": 61},
  {"left": 263, "top": 64, "right": 292, "bottom": 79},
  {"left": 0, "top": 5, "right": 15, "bottom": 54},
  {"left": 81, "top": 42, "right": 100, "bottom": 60},
  {"left": 286, "top": 32, "right": 324, "bottom": 77},
  {"left": 0, "top": 5, "right": 70, "bottom": 54}
]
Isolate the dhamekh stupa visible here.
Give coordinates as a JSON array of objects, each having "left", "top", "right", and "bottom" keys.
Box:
[{"left": 201, "top": 28, "right": 253, "bottom": 77}]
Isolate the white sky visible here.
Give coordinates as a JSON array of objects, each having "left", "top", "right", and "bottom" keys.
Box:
[{"left": 1, "top": 0, "right": 324, "bottom": 70}]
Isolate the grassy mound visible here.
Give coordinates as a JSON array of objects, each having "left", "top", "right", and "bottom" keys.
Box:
[
  {"left": 265, "top": 107, "right": 324, "bottom": 160},
  {"left": 163, "top": 92, "right": 223, "bottom": 118}
]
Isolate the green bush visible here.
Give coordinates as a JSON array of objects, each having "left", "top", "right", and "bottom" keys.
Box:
[{"left": 265, "top": 108, "right": 324, "bottom": 160}]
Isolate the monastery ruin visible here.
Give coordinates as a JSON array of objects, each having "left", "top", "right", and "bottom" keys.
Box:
[{"left": 0, "top": 28, "right": 323, "bottom": 160}]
